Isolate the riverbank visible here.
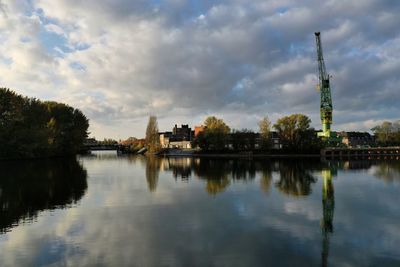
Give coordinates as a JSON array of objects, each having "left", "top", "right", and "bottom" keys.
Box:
[{"left": 157, "top": 149, "right": 320, "bottom": 158}]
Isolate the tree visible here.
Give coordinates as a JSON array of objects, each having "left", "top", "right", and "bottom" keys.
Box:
[
  {"left": 258, "top": 116, "right": 271, "bottom": 150},
  {"left": 145, "top": 116, "right": 161, "bottom": 153},
  {"left": 231, "top": 129, "right": 256, "bottom": 151},
  {"left": 0, "top": 88, "right": 89, "bottom": 159},
  {"left": 204, "top": 116, "right": 230, "bottom": 133},
  {"left": 372, "top": 120, "right": 400, "bottom": 146},
  {"left": 194, "top": 116, "right": 230, "bottom": 151},
  {"left": 273, "top": 114, "right": 312, "bottom": 151}
]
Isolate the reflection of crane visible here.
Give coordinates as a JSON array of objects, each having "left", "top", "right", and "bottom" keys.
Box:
[
  {"left": 320, "top": 168, "right": 335, "bottom": 267},
  {"left": 315, "top": 32, "right": 333, "bottom": 139}
]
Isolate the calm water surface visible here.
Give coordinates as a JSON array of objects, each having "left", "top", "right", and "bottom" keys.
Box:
[{"left": 0, "top": 152, "right": 400, "bottom": 266}]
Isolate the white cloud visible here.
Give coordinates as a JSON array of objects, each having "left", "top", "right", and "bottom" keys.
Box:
[{"left": 0, "top": 0, "right": 399, "bottom": 138}]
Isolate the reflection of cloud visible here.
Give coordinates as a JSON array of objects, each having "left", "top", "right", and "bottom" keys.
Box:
[{"left": 1, "top": 157, "right": 400, "bottom": 266}]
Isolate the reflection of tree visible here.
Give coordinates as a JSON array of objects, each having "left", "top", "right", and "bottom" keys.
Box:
[
  {"left": 373, "top": 161, "right": 400, "bottom": 183},
  {"left": 275, "top": 161, "right": 317, "bottom": 196},
  {"left": 145, "top": 156, "right": 161, "bottom": 192},
  {"left": 206, "top": 178, "right": 231, "bottom": 195},
  {"left": 231, "top": 160, "right": 256, "bottom": 181},
  {"left": 0, "top": 158, "right": 87, "bottom": 233},
  {"left": 193, "top": 159, "right": 230, "bottom": 195},
  {"left": 258, "top": 163, "right": 273, "bottom": 194}
]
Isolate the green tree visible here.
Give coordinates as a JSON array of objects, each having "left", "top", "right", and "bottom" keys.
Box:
[
  {"left": 273, "top": 114, "right": 312, "bottom": 151},
  {"left": 194, "top": 116, "right": 230, "bottom": 151},
  {"left": 231, "top": 129, "right": 256, "bottom": 151},
  {"left": 0, "top": 88, "right": 89, "bottom": 159},
  {"left": 145, "top": 116, "right": 161, "bottom": 153}
]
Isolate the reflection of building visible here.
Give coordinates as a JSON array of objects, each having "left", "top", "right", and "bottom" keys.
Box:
[
  {"left": 159, "top": 124, "right": 194, "bottom": 149},
  {"left": 160, "top": 157, "right": 193, "bottom": 180},
  {"left": 337, "top": 132, "right": 375, "bottom": 147}
]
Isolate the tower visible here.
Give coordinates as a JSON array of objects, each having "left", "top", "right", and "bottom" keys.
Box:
[{"left": 315, "top": 32, "right": 333, "bottom": 138}]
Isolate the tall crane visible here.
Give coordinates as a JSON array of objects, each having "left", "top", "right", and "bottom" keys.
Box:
[{"left": 315, "top": 32, "right": 333, "bottom": 138}]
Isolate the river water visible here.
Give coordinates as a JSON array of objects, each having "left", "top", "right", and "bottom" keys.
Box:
[{"left": 0, "top": 152, "right": 399, "bottom": 266}]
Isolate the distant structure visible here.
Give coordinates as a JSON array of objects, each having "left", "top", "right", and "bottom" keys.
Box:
[
  {"left": 314, "top": 32, "right": 343, "bottom": 145},
  {"left": 315, "top": 32, "right": 333, "bottom": 139},
  {"left": 337, "top": 132, "right": 375, "bottom": 148},
  {"left": 159, "top": 124, "right": 194, "bottom": 149},
  {"left": 84, "top": 138, "right": 98, "bottom": 146},
  {"left": 194, "top": 125, "right": 206, "bottom": 137}
]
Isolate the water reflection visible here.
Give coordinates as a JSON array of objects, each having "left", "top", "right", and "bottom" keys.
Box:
[
  {"left": 275, "top": 161, "right": 317, "bottom": 196},
  {"left": 156, "top": 157, "right": 321, "bottom": 196},
  {"left": 320, "top": 167, "right": 335, "bottom": 267},
  {"left": 1, "top": 154, "right": 400, "bottom": 267},
  {"left": 144, "top": 157, "right": 399, "bottom": 266},
  {"left": 373, "top": 161, "right": 400, "bottom": 183},
  {"left": 0, "top": 158, "right": 87, "bottom": 233},
  {"left": 146, "top": 156, "right": 160, "bottom": 192}
]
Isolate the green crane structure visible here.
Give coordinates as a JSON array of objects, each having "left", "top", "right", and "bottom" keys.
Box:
[{"left": 315, "top": 32, "right": 333, "bottom": 138}]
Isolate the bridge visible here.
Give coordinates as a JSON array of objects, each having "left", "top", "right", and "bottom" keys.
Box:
[{"left": 84, "top": 144, "right": 129, "bottom": 152}]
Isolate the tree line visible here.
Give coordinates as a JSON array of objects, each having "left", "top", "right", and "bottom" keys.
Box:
[
  {"left": 192, "top": 114, "right": 323, "bottom": 153},
  {"left": 0, "top": 88, "right": 89, "bottom": 159},
  {"left": 371, "top": 120, "right": 400, "bottom": 146},
  {"left": 144, "top": 113, "right": 324, "bottom": 154}
]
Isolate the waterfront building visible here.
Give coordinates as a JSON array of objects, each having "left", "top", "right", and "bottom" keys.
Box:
[
  {"left": 337, "top": 132, "right": 375, "bottom": 147},
  {"left": 159, "top": 124, "right": 194, "bottom": 149}
]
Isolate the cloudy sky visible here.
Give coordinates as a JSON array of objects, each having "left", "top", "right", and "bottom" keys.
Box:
[{"left": 0, "top": 0, "right": 399, "bottom": 139}]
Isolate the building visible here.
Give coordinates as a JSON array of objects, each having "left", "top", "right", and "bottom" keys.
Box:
[
  {"left": 337, "top": 132, "right": 375, "bottom": 148},
  {"left": 159, "top": 124, "right": 194, "bottom": 149},
  {"left": 254, "top": 132, "right": 282, "bottom": 150},
  {"left": 194, "top": 125, "right": 206, "bottom": 137},
  {"left": 270, "top": 131, "right": 282, "bottom": 149}
]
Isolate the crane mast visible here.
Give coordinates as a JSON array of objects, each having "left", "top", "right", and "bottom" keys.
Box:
[{"left": 315, "top": 32, "right": 333, "bottom": 138}]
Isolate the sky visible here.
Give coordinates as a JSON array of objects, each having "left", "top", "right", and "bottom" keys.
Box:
[{"left": 0, "top": 0, "right": 399, "bottom": 139}]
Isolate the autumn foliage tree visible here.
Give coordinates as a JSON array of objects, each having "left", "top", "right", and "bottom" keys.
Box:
[
  {"left": 193, "top": 116, "right": 230, "bottom": 151},
  {"left": 371, "top": 120, "right": 400, "bottom": 146},
  {"left": 274, "top": 114, "right": 324, "bottom": 153}
]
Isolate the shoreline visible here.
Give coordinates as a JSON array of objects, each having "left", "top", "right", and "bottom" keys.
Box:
[{"left": 159, "top": 153, "right": 321, "bottom": 158}]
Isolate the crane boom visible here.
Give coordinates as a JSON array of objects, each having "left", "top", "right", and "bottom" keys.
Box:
[{"left": 315, "top": 32, "right": 333, "bottom": 138}]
